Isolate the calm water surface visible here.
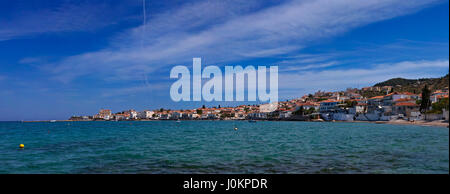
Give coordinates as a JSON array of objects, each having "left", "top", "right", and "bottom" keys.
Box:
[{"left": 0, "top": 121, "right": 448, "bottom": 174}]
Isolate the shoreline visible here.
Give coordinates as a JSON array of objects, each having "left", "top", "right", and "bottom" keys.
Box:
[
  {"left": 20, "top": 119, "right": 449, "bottom": 128},
  {"left": 378, "top": 120, "right": 448, "bottom": 128}
]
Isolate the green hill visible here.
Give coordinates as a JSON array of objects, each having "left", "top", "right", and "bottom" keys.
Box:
[{"left": 374, "top": 74, "right": 449, "bottom": 94}]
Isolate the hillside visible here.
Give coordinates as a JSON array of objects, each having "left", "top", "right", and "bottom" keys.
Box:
[{"left": 374, "top": 74, "right": 449, "bottom": 94}]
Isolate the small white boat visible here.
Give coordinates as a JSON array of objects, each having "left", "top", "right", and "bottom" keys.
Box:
[{"left": 50, "top": 120, "right": 56, "bottom": 123}]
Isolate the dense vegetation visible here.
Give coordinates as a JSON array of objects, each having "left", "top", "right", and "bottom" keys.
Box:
[
  {"left": 374, "top": 74, "right": 449, "bottom": 94},
  {"left": 429, "top": 97, "right": 449, "bottom": 114},
  {"left": 358, "top": 90, "right": 387, "bottom": 98}
]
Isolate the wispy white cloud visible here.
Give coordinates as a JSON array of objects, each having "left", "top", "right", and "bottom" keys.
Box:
[
  {"left": 279, "top": 59, "right": 450, "bottom": 97},
  {"left": 97, "top": 59, "right": 449, "bottom": 99},
  {"left": 0, "top": 1, "right": 139, "bottom": 41},
  {"left": 280, "top": 62, "right": 338, "bottom": 72},
  {"left": 278, "top": 54, "right": 335, "bottom": 65},
  {"left": 43, "top": 0, "right": 443, "bottom": 83},
  {"left": 100, "top": 83, "right": 169, "bottom": 98}
]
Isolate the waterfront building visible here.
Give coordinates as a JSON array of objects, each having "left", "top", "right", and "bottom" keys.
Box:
[
  {"left": 113, "top": 113, "right": 128, "bottom": 120},
  {"left": 171, "top": 112, "right": 182, "bottom": 119},
  {"left": 319, "top": 99, "right": 339, "bottom": 112},
  {"left": 129, "top": 110, "right": 138, "bottom": 119},
  {"left": 295, "top": 102, "right": 319, "bottom": 112},
  {"left": 393, "top": 102, "right": 420, "bottom": 118},
  {"left": 260, "top": 103, "right": 278, "bottom": 113},
  {"left": 279, "top": 111, "right": 293, "bottom": 119},
  {"left": 431, "top": 90, "right": 449, "bottom": 103},
  {"left": 248, "top": 112, "right": 267, "bottom": 119},
  {"left": 348, "top": 102, "right": 367, "bottom": 114},
  {"left": 206, "top": 114, "right": 218, "bottom": 119},
  {"left": 94, "top": 109, "right": 112, "bottom": 120},
  {"left": 138, "top": 110, "right": 154, "bottom": 119},
  {"left": 159, "top": 113, "right": 171, "bottom": 120},
  {"left": 367, "top": 96, "right": 384, "bottom": 113},
  {"left": 368, "top": 96, "right": 384, "bottom": 106}
]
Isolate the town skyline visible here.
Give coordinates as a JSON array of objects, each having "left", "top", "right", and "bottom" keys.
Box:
[
  {"left": 1, "top": 0, "right": 449, "bottom": 121},
  {"left": 8, "top": 72, "right": 449, "bottom": 121},
  {"left": 68, "top": 73, "right": 448, "bottom": 123}
]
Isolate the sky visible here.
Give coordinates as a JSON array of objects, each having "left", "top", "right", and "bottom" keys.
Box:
[{"left": 0, "top": 0, "right": 449, "bottom": 121}]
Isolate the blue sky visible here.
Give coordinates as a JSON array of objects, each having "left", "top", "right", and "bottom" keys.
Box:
[{"left": 0, "top": 0, "right": 449, "bottom": 121}]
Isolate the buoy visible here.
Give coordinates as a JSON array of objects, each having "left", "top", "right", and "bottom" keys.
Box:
[
  {"left": 19, "top": 144, "right": 24, "bottom": 149},
  {"left": 234, "top": 127, "right": 238, "bottom": 131}
]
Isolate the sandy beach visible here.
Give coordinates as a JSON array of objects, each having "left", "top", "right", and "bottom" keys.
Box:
[{"left": 376, "top": 119, "right": 449, "bottom": 128}]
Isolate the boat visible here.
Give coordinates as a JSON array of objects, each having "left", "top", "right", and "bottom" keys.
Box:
[
  {"left": 248, "top": 120, "right": 257, "bottom": 123},
  {"left": 50, "top": 120, "right": 56, "bottom": 123}
]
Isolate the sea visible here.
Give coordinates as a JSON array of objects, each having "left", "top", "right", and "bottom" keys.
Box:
[{"left": 0, "top": 121, "right": 448, "bottom": 174}]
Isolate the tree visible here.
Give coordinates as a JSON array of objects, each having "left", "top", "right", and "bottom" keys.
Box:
[
  {"left": 202, "top": 105, "right": 206, "bottom": 109},
  {"left": 306, "top": 107, "right": 316, "bottom": 115},
  {"left": 420, "top": 85, "right": 432, "bottom": 113},
  {"left": 196, "top": 109, "right": 203, "bottom": 115},
  {"left": 220, "top": 113, "right": 231, "bottom": 118},
  {"left": 430, "top": 97, "right": 449, "bottom": 114},
  {"left": 293, "top": 106, "right": 304, "bottom": 115},
  {"left": 345, "top": 100, "right": 357, "bottom": 108}
]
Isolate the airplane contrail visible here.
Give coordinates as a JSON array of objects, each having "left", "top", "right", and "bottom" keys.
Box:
[
  {"left": 141, "top": 0, "right": 152, "bottom": 105},
  {"left": 143, "top": 0, "right": 146, "bottom": 31},
  {"left": 142, "top": 0, "right": 146, "bottom": 47}
]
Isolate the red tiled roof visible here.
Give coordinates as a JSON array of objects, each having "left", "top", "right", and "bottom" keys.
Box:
[
  {"left": 369, "top": 96, "right": 384, "bottom": 99},
  {"left": 402, "top": 92, "right": 416, "bottom": 96},
  {"left": 394, "top": 102, "right": 419, "bottom": 106},
  {"left": 320, "top": 99, "right": 338, "bottom": 103},
  {"left": 432, "top": 90, "right": 443, "bottom": 94},
  {"left": 394, "top": 98, "right": 414, "bottom": 102},
  {"left": 437, "top": 95, "right": 449, "bottom": 99},
  {"left": 297, "top": 102, "right": 319, "bottom": 106}
]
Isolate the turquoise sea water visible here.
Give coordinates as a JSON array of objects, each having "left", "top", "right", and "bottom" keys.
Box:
[{"left": 0, "top": 121, "right": 448, "bottom": 174}]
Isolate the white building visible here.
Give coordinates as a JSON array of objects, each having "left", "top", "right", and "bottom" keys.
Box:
[
  {"left": 319, "top": 100, "right": 339, "bottom": 112},
  {"left": 279, "top": 111, "right": 292, "bottom": 119},
  {"left": 248, "top": 112, "right": 267, "bottom": 119},
  {"left": 138, "top": 110, "right": 154, "bottom": 119},
  {"left": 128, "top": 110, "right": 138, "bottom": 119},
  {"left": 171, "top": 112, "right": 182, "bottom": 119},
  {"left": 159, "top": 113, "right": 171, "bottom": 120},
  {"left": 260, "top": 103, "right": 278, "bottom": 113},
  {"left": 295, "top": 102, "right": 319, "bottom": 111},
  {"left": 383, "top": 92, "right": 418, "bottom": 106}
]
